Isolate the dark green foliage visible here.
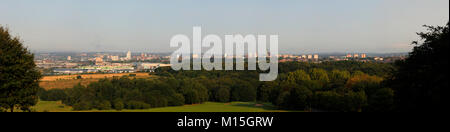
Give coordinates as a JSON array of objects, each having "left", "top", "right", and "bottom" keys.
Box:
[
  {"left": 313, "top": 91, "right": 367, "bottom": 112},
  {"left": 309, "top": 68, "right": 329, "bottom": 82},
  {"left": 170, "top": 93, "right": 185, "bottom": 106},
  {"left": 257, "top": 82, "right": 277, "bottom": 102},
  {"left": 184, "top": 89, "right": 200, "bottom": 104},
  {"left": 38, "top": 88, "right": 67, "bottom": 101},
  {"left": 0, "top": 26, "right": 42, "bottom": 112},
  {"left": 392, "top": 22, "right": 448, "bottom": 111},
  {"left": 278, "top": 61, "right": 395, "bottom": 78},
  {"left": 178, "top": 78, "right": 209, "bottom": 104},
  {"left": 276, "top": 84, "right": 312, "bottom": 110},
  {"left": 215, "top": 87, "right": 230, "bottom": 103},
  {"left": 72, "top": 101, "right": 91, "bottom": 111},
  {"left": 113, "top": 99, "right": 124, "bottom": 111},
  {"left": 126, "top": 101, "right": 151, "bottom": 109},
  {"left": 264, "top": 67, "right": 390, "bottom": 112},
  {"left": 365, "top": 88, "right": 394, "bottom": 112},
  {"left": 94, "top": 100, "right": 112, "bottom": 110},
  {"left": 287, "top": 86, "right": 313, "bottom": 110},
  {"left": 231, "top": 80, "right": 256, "bottom": 102}
]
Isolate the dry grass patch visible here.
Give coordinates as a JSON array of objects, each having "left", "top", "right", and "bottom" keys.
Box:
[{"left": 40, "top": 73, "right": 153, "bottom": 90}]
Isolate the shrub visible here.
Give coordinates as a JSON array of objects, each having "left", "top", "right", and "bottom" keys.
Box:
[
  {"left": 126, "top": 101, "right": 151, "bottom": 109},
  {"left": 169, "top": 93, "right": 185, "bottom": 106},
  {"left": 215, "top": 87, "right": 230, "bottom": 103},
  {"left": 113, "top": 99, "right": 125, "bottom": 111},
  {"left": 73, "top": 101, "right": 91, "bottom": 111},
  {"left": 38, "top": 88, "right": 67, "bottom": 101},
  {"left": 95, "top": 100, "right": 112, "bottom": 110}
]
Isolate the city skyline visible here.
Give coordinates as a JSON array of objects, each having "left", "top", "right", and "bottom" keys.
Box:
[{"left": 1, "top": 0, "right": 449, "bottom": 53}]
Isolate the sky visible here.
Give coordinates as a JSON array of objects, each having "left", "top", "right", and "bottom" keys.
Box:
[{"left": 0, "top": 0, "right": 448, "bottom": 53}]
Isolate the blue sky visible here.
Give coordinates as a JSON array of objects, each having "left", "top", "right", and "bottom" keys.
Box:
[{"left": 1, "top": 0, "right": 448, "bottom": 53}]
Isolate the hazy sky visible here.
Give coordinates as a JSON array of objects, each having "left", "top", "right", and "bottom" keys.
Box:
[{"left": 1, "top": 0, "right": 448, "bottom": 53}]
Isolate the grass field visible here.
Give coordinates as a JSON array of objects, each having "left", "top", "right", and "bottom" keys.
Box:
[
  {"left": 33, "top": 101, "right": 293, "bottom": 112},
  {"left": 39, "top": 73, "right": 154, "bottom": 90}
]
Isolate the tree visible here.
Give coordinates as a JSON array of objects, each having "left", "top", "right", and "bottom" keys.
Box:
[
  {"left": 329, "top": 70, "right": 350, "bottom": 84},
  {"left": 215, "top": 87, "right": 230, "bottom": 103},
  {"left": 346, "top": 74, "right": 383, "bottom": 94},
  {"left": 0, "top": 26, "right": 42, "bottom": 112},
  {"left": 38, "top": 88, "right": 67, "bottom": 101},
  {"left": 183, "top": 89, "right": 199, "bottom": 104},
  {"left": 286, "top": 70, "right": 311, "bottom": 83},
  {"left": 72, "top": 101, "right": 91, "bottom": 111},
  {"left": 113, "top": 99, "right": 124, "bottom": 111},
  {"left": 309, "top": 68, "right": 329, "bottom": 82},
  {"left": 258, "top": 82, "right": 277, "bottom": 102},
  {"left": 95, "top": 100, "right": 112, "bottom": 110},
  {"left": 392, "top": 22, "right": 448, "bottom": 111},
  {"left": 286, "top": 86, "right": 312, "bottom": 110},
  {"left": 231, "top": 80, "right": 256, "bottom": 102},
  {"left": 366, "top": 88, "right": 394, "bottom": 112}
]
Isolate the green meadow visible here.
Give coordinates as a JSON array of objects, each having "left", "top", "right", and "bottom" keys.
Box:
[{"left": 33, "top": 101, "right": 296, "bottom": 112}]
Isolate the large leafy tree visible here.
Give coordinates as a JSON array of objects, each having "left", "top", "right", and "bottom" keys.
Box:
[
  {"left": 393, "top": 22, "right": 448, "bottom": 111},
  {"left": 0, "top": 26, "right": 41, "bottom": 112}
]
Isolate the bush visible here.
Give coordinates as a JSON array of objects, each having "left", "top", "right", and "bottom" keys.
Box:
[
  {"left": 365, "top": 88, "right": 394, "bottom": 112},
  {"left": 38, "top": 88, "right": 67, "bottom": 101},
  {"left": 184, "top": 89, "right": 200, "bottom": 104},
  {"left": 286, "top": 86, "right": 312, "bottom": 110},
  {"left": 73, "top": 101, "right": 91, "bottom": 111},
  {"left": 215, "top": 87, "right": 230, "bottom": 103},
  {"left": 231, "top": 81, "right": 256, "bottom": 102},
  {"left": 169, "top": 93, "right": 185, "bottom": 106},
  {"left": 113, "top": 99, "right": 124, "bottom": 111},
  {"left": 313, "top": 91, "right": 367, "bottom": 112},
  {"left": 95, "top": 100, "right": 112, "bottom": 110},
  {"left": 126, "top": 101, "right": 151, "bottom": 109}
]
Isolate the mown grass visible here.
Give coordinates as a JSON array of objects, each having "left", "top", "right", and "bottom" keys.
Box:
[
  {"left": 32, "top": 101, "right": 73, "bottom": 112},
  {"left": 33, "top": 101, "right": 296, "bottom": 112}
]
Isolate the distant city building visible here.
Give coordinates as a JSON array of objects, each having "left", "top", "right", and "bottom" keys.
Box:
[
  {"left": 353, "top": 54, "right": 359, "bottom": 58},
  {"left": 302, "top": 55, "right": 307, "bottom": 59},
  {"left": 126, "top": 51, "right": 132, "bottom": 60},
  {"left": 95, "top": 57, "right": 103, "bottom": 63},
  {"left": 374, "top": 57, "right": 384, "bottom": 61},
  {"left": 361, "top": 54, "right": 367, "bottom": 58},
  {"left": 192, "top": 54, "right": 199, "bottom": 59},
  {"left": 67, "top": 56, "right": 71, "bottom": 61},
  {"left": 111, "top": 56, "right": 119, "bottom": 61},
  {"left": 307, "top": 55, "right": 313, "bottom": 59},
  {"left": 346, "top": 54, "right": 352, "bottom": 58},
  {"left": 313, "top": 54, "right": 319, "bottom": 60}
]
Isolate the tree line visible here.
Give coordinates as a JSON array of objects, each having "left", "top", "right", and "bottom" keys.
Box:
[{"left": 39, "top": 61, "right": 395, "bottom": 112}]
